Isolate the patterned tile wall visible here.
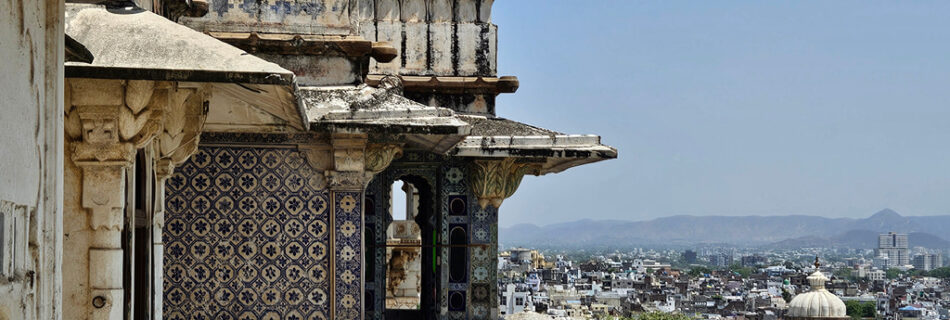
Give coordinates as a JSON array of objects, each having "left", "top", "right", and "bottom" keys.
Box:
[
  {"left": 164, "top": 146, "right": 331, "bottom": 320},
  {"left": 333, "top": 191, "right": 362, "bottom": 319},
  {"left": 440, "top": 162, "right": 470, "bottom": 320}
]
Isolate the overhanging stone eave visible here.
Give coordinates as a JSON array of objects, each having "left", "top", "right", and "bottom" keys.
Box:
[
  {"left": 300, "top": 81, "right": 473, "bottom": 153},
  {"left": 449, "top": 135, "right": 618, "bottom": 174},
  {"left": 65, "top": 2, "right": 307, "bottom": 130},
  {"left": 64, "top": 64, "right": 295, "bottom": 85},
  {"left": 308, "top": 120, "right": 471, "bottom": 154},
  {"left": 65, "top": 3, "right": 294, "bottom": 82}
]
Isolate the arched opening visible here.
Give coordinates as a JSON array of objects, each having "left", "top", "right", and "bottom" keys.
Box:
[
  {"left": 385, "top": 180, "right": 422, "bottom": 310},
  {"left": 363, "top": 171, "right": 441, "bottom": 320},
  {"left": 380, "top": 175, "right": 439, "bottom": 320}
]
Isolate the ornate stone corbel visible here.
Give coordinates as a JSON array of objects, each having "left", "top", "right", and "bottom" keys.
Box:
[
  {"left": 468, "top": 158, "right": 540, "bottom": 209},
  {"left": 364, "top": 144, "right": 403, "bottom": 174},
  {"left": 301, "top": 143, "right": 333, "bottom": 190},
  {"left": 67, "top": 79, "right": 166, "bottom": 231},
  {"left": 153, "top": 83, "right": 210, "bottom": 230},
  {"left": 300, "top": 137, "right": 403, "bottom": 190}
]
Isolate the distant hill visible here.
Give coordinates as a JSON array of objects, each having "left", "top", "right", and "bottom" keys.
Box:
[
  {"left": 500, "top": 209, "right": 950, "bottom": 249},
  {"left": 767, "top": 230, "right": 950, "bottom": 249}
]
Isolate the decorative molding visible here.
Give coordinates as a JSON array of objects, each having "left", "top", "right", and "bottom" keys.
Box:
[
  {"left": 467, "top": 159, "right": 538, "bottom": 209},
  {"left": 366, "top": 75, "right": 519, "bottom": 95}
]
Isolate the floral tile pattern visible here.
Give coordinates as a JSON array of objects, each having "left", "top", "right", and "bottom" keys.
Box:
[
  {"left": 333, "top": 191, "right": 362, "bottom": 319},
  {"left": 164, "top": 146, "right": 330, "bottom": 320}
]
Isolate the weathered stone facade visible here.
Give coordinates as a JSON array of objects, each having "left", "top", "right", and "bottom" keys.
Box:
[
  {"left": 0, "top": 0, "right": 64, "bottom": 318},
  {"left": 1, "top": 0, "right": 615, "bottom": 319}
]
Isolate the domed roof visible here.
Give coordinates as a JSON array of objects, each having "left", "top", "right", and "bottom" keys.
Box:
[{"left": 787, "top": 259, "right": 847, "bottom": 319}]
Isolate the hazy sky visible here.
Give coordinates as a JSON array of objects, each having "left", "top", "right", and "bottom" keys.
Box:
[{"left": 491, "top": 1, "right": 950, "bottom": 227}]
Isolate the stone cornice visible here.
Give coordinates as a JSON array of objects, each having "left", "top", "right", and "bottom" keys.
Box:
[
  {"left": 365, "top": 75, "right": 519, "bottom": 95},
  {"left": 207, "top": 32, "right": 397, "bottom": 62}
]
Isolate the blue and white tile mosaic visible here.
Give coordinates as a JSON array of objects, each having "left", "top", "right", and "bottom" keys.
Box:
[
  {"left": 164, "top": 146, "right": 331, "bottom": 320},
  {"left": 333, "top": 191, "right": 362, "bottom": 319}
]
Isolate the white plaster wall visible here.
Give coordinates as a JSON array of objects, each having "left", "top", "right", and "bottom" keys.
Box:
[
  {"left": 0, "top": 0, "right": 64, "bottom": 318},
  {"left": 0, "top": 0, "right": 42, "bottom": 205}
]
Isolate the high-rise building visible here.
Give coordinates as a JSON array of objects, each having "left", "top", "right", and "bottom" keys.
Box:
[
  {"left": 912, "top": 254, "right": 943, "bottom": 271},
  {"left": 683, "top": 250, "right": 698, "bottom": 264},
  {"left": 741, "top": 255, "right": 768, "bottom": 267},
  {"left": 877, "top": 232, "right": 910, "bottom": 267}
]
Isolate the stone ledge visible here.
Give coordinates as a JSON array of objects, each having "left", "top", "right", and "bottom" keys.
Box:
[
  {"left": 208, "top": 32, "right": 396, "bottom": 62},
  {"left": 366, "top": 75, "right": 518, "bottom": 95}
]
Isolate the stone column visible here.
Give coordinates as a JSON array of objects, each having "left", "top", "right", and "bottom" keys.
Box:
[
  {"left": 66, "top": 79, "right": 163, "bottom": 320},
  {"left": 65, "top": 79, "right": 208, "bottom": 320},
  {"left": 151, "top": 83, "right": 207, "bottom": 320},
  {"left": 466, "top": 158, "right": 538, "bottom": 319},
  {"left": 304, "top": 137, "right": 402, "bottom": 319}
]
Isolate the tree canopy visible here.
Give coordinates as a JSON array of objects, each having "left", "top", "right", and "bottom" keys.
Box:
[
  {"left": 886, "top": 268, "right": 902, "bottom": 280},
  {"left": 926, "top": 267, "right": 950, "bottom": 279},
  {"left": 844, "top": 300, "right": 876, "bottom": 319},
  {"left": 687, "top": 266, "right": 712, "bottom": 277}
]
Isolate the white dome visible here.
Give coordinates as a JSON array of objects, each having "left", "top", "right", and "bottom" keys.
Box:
[{"left": 787, "top": 271, "right": 847, "bottom": 318}]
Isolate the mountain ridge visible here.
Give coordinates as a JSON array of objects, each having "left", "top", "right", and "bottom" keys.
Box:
[{"left": 500, "top": 209, "right": 950, "bottom": 249}]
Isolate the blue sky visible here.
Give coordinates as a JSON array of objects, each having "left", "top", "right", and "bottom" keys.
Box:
[{"left": 491, "top": 1, "right": 950, "bottom": 227}]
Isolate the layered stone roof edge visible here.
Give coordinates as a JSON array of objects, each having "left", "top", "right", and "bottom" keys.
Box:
[
  {"left": 62, "top": 2, "right": 616, "bottom": 173},
  {"left": 64, "top": 3, "right": 295, "bottom": 85}
]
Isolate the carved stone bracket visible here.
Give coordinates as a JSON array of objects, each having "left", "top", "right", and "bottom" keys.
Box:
[
  {"left": 67, "top": 80, "right": 160, "bottom": 230},
  {"left": 468, "top": 158, "right": 539, "bottom": 209},
  {"left": 154, "top": 83, "right": 209, "bottom": 181},
  {"left": 67, "top": 79, "right": 211, "bottom": 229},
  {"left": 364, "top": 144, "right": 403, "bottom": 174},
  {"left": 153, "top": 83, "right": 211, "bottom": 231},
  {"left": 301, "top": 135, "right": 403, "bottom": 191}
]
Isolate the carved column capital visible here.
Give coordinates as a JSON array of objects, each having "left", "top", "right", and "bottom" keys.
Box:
[
  {"left": 66, "top": 79, "right": 163, "bottom": 231},
  {"left": 468, "top": 158, "right": 539, "bottom": 209},
  {"left": 327, "top": 135, "right": 368, "bottom": 190},
  {"left": 300, "top": 136, "right": 403, "bottom": 190}
]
